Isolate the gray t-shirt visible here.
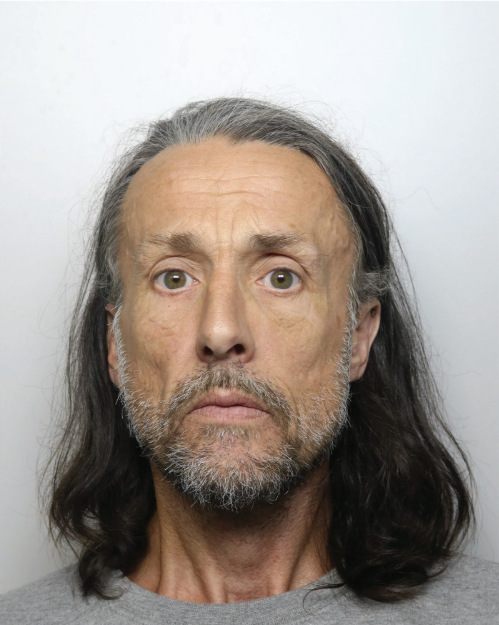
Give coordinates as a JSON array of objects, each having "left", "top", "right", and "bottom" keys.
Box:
[{"left": 1, "top": 555, "right": 498, "bottom": 624}]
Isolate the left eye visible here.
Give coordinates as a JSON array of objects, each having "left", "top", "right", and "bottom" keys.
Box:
[
  {"left": 262, "top": 269, "right": 300, "bottom": 290},
  {"left": 156, "top": 270, "right": 194, "bottom": 290}
]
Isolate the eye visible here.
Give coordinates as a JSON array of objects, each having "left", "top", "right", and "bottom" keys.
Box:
[
  {"left": 262, "top": 269, "right": 300, "bottom": 290},
  {"left": 156, "top": 270, "right": 194, "bottom": 290}
]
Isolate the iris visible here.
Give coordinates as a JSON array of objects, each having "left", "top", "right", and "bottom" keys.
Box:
[{"left": 270, "top": 270, "right": 294, "bottom": 289}]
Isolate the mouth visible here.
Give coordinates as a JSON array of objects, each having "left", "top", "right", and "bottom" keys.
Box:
[{"left": 186, "top": 390, "right": 270, "bottom": 422}]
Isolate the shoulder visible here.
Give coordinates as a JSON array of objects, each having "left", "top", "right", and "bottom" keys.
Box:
[
  {"left": 359, "top": 555, "right": 499, "bottom": 624},
  {"left": 420, "top": 554, "right": 499, "bottom": 617},
  {"left": 0, "top": 566, "right": 113, "bottom": 625},
  {"left": 313, "top": 556, "right": 499, "bottom": 624},
  {"left": 438, "top": 552, "right": 499, "bottom": 584}
]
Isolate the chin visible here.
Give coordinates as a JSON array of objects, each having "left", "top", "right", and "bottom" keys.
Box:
[{"left": 153, "top": 433, "right": 305, "bottom": 512}]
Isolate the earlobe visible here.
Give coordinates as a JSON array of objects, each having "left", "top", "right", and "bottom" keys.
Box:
[
  {"left": 350, "top": 300, "right": 381, "bottom": 382},
  {"left": 105, "top": 304, "right": 120, "bottom": 387}
]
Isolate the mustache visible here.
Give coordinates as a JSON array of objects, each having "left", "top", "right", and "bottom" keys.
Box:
[{"left": 160, "top": 362, "right": 293, "bottom": 432}]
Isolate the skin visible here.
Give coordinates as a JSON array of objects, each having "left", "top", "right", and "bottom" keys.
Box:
[{"left": 106, "top": 138, "right": 381, "bottom": 603}]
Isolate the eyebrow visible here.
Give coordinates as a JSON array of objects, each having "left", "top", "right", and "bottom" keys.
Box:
[
  {"left": 248, "top": 232, "right": 308, "bottom": 253},
  {"left": 137, "top": 232, "right": 204, "bottom": 257},
  {"left": 133, "top": 230, "right": 316, "bottom": 268}
]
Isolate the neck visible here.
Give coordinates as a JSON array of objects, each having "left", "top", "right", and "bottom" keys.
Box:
[{"left": 127, "top": 460, "right": 332, "bottom": 603}]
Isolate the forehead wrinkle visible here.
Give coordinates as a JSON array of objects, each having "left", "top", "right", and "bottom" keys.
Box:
[
  {"left": 166, "top": 167, "right": 317, "bottom": 196},
  {"left": 169, "top": 189, "right": 271, "bottom": 201}
]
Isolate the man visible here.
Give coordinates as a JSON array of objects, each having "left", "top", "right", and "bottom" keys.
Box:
[{"left": 2, "top": 98, "right": 497, "bottom": 623}]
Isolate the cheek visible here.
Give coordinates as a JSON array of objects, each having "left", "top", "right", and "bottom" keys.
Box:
[
  {"left": 122, "top": 301, "right": 198, "bottom": 393},
  {"left": 257, "top": 298, "right": 309, "bottom": 331},
  {"left": 257, "top": 305, "right": 346, "bottom": 388}
]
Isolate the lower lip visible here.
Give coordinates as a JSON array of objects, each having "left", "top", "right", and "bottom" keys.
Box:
[{"left": 187, "top": 405, "right": 269, "bottom": 422}]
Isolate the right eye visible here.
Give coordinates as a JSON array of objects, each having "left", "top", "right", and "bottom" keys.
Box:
[{"left": 156, "top": 270, "right": 194, "bottom": 290}]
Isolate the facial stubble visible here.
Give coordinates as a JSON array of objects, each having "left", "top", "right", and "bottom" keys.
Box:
[{"left": 113, "top": 309, "right": 353, "bottom": 511}]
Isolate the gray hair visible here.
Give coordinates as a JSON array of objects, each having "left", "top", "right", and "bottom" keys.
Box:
[{"left": 92, "top": 98, "right": 389, "bottom": 312}]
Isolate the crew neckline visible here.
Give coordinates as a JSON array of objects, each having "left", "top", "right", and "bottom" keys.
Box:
[{"left": 107, "top": 567, "right": 347, "bottom": 625}]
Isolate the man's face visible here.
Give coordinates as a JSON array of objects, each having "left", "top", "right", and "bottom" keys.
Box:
[{"left": 107, "top": 138, "right": 371, "bottom": 510}]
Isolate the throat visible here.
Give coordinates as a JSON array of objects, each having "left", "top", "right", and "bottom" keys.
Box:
[{"left": 127, "top": 461, "right": 332, "bottom": 603}]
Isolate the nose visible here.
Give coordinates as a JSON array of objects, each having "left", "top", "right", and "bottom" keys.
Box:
[{"left": 195, "top": 270, "right": 255, "bottom": 364}]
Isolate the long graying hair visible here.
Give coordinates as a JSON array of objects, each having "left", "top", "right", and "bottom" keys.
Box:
[{"left": 45, "top": 98, "right": 474, "bottom": 602}]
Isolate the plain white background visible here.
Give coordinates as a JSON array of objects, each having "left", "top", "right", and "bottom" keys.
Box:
[{"left": 0, "top": 2, "right": 497, "bottom": 594}]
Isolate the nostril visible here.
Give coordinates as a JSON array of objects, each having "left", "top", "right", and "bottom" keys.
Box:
[
  {"left": 234, "top": 344, "right": 244, "bottom": 355},
  {"left": 204, "top": 346, "right": 214, "bottom": 356}
]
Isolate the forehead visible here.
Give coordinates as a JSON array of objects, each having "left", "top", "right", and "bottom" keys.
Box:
[{"left": 121, "top": 138, "right": 352, "bottom": 255}]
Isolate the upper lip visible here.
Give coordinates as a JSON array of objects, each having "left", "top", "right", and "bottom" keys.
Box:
[{"left": 189, "top": 391, "right": 269, "bottom": 413}]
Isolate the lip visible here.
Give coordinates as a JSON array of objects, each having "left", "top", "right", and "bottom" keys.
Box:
[{"left": 187, "top": 391, "right": 270, "bottom": 421}]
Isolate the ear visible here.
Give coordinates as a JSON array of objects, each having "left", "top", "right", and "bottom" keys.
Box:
[
  {"left": 350, "top": 300, "right": 381, "bottom": 382},
  {"left": 105, "top": 304, "right": 120, "bottom": 387}
]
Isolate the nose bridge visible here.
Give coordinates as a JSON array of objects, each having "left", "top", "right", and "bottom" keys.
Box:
[{"left": 196, "top": 255, "right": 254, "bottom": 362}]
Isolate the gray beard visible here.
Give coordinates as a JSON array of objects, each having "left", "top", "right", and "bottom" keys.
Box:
[{"left": 113, "top": 310, "right": 353, "bottom": 512}]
